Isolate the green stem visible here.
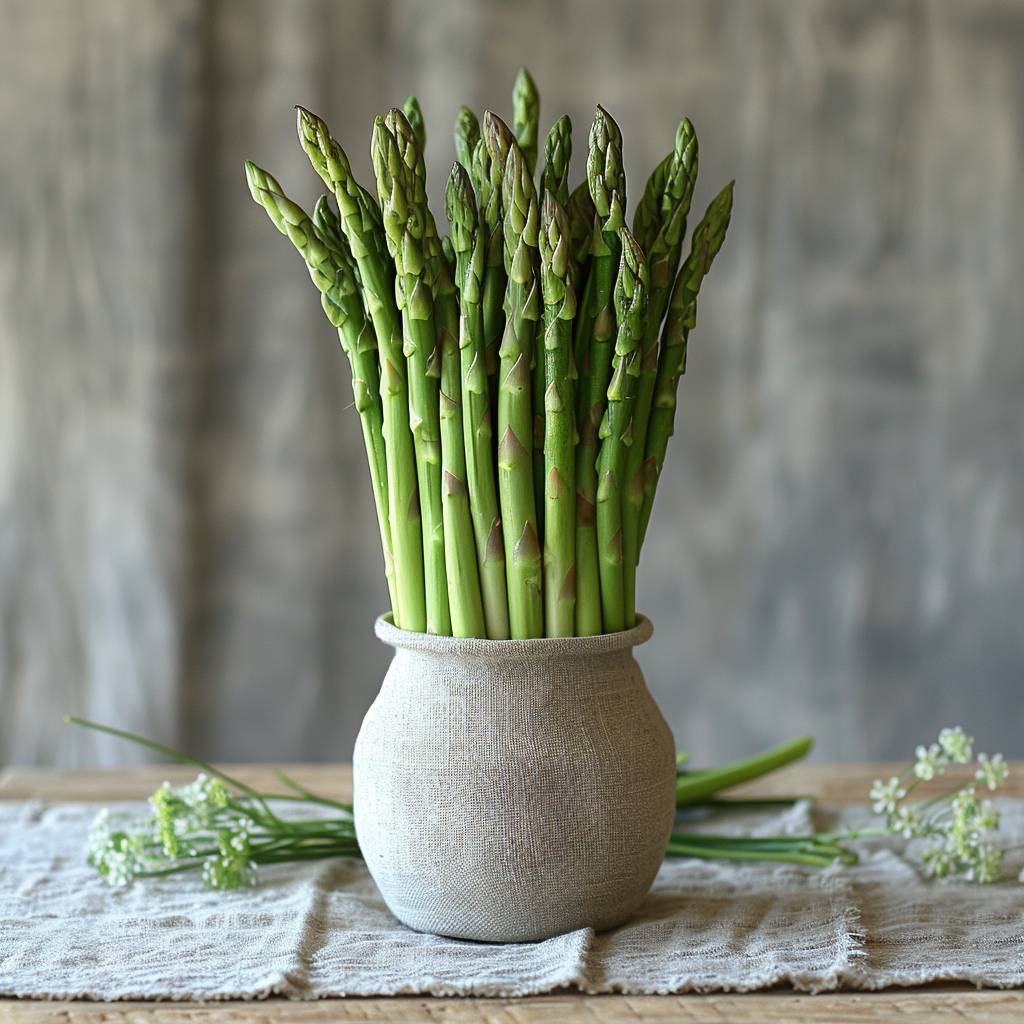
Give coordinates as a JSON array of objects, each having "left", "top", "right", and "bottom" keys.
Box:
[
  {"left": 446, "top": 164, "right": 511, "bottom": 639},
  {"left": 594, "top": 228, "right": 646, "bottom": 633},
  {"left": 676, "top": 736, "right": 814, "bottom": 805},
  {"left": 296, "top": 108, "right": 426, "bottom": 632},
  {"left": 495, "top": 131, "right": 543, "bottom": 637},
  {"left": 639, "top": 181, "right": 733, "bottom": 553},
  {"left": 372, "top": 114, "right": 451, "bottom": 635},
  {"left": 666, "top": 840, "right": 848, "bottom": 868},
  {"left": 539, "top": 191, "right": 577, "bottom": 636}
]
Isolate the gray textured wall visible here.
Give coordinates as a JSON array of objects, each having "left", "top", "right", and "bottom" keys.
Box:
[{"left": 2, "top": 0, "right": 1022, "bottom": 767}]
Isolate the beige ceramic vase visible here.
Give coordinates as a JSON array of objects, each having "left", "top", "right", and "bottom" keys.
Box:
[{"left": 353, "top": 614, "right": 676, "bottom": 943}]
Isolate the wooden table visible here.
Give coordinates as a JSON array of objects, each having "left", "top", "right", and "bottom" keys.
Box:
[{"left": 2, "top": 762, "right": 1021, "bottom": 1023}]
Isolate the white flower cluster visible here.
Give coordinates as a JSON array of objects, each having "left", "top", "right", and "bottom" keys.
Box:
[
  {"left": 87, "top": 809, "right": 147, "bottom": 887},
  {"left": 913, "top": 726, "right": 974, "bottom": 780},
  {"left": 201, "top": 821, "right": 257, "bottom": 890},
  {"left": 89, "top": 774, "right": 255, "bottom": 889},
  {"left": 869, "top": 726, "right": 1009, "bottom": 884}
]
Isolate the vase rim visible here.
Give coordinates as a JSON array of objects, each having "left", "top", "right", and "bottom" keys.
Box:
[{"left": 374, "top": 613, "right": 653, "bottom": 656}]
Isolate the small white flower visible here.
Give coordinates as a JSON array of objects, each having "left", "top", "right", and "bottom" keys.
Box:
[
  {"left": 965, "top": 843, "right": 1001, "bottom": 884},
  {"left": 870, "top": 776, "right": 906, "bottom": 815},
  {"left": 922, "top": 842, "right": 954, "bottom": 878},
  {"left": 889, "top": 805, "right": 925, "bottom": 839},
  {"left": 976, "top": 753, "right": 1008, "bottom": 791},
  {"left": 938, "top": 726, "right": 974, "bottom": 765},
  {"left": 914, "top": 743, "right": 945, "bottom": 781},
  {"left": 976, "top": 799, "right": 1000, "bottom": 832}
]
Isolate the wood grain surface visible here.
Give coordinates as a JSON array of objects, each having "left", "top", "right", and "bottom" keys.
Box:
[{"left": 2, "top": 763, "right": 1022, "bottom": 1021}]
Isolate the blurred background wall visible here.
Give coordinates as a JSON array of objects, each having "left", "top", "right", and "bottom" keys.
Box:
[{"left": 2, "top": 0, "right": 1022, "bottom": 767}]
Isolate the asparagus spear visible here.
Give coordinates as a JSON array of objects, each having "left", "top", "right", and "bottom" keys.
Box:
[
  {"left": 245, "top": 164, "right": 399, "bottom": 619},
  {"left": 445, "top": 164, "right": 511, "bottom": 639},
  {"left": 539, "top": 191, "right": 578, "bottom": 636},
  {"left": 541, "top": 115, "right": 572, "bottom": 207},
  {"left": 512, "top": 67, "right": 540, "bottom": 177},
  {"left": 386, "top": 108, "right": 484, "bottom": 637},
  {"left": 470, "top": 133, "right": 490, "bottom": 200},
  {"left": 440, "top": 233, "right": 455, "bottom": 272},
  {"left": 310, "top": 195, "right": 396, "bottom": 608},
  {"left": 371, "top": 116, "right": 453, "bottom": 636},
  {"left": 639, "top": 181, "right": 734, "bottom": 550},
  {"left": 566, "top": 180, "right": 596, "bottom": 292},
  {"left": 295, "top": 107, "right": 426, "bottom": 633},
  {"left": 632, "top": 152, "right": 673, "bottom": 255},
  {"left": 533, "top": 114, "right": 573, "bottom": 517},
  {"left": 621, "top": 118, "right": 698, "bottom": 625},
  {"left": 574, "top": 105, "right": 626, "bottom": 636},
  {"left": 480, "top": 114, "right": 514, "bottom": 389},
  {"left": 497, "top": 139, "right": 543, "bottom": 638},
  {"left": 402, "top": 95, "right": 426, "bottom": 152},
  {"left": 596, "top": 228, "right": 647, "bottom": 632},
  {"left": 454, "top": 106, "right": 480, "bottom": 174}
]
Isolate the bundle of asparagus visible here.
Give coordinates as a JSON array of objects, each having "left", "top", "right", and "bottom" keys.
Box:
[{"left": 246, "top": 69, "right": 733, "bottom": 639}]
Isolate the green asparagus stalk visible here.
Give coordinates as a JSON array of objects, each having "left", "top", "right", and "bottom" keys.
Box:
[
  {"left": 567, "top": 180, "right": 596, "bottom": 292},
  {"left": 387, "top": 107, "right": 484, "bottom": 637},
  {"left": 512, "top": 67, "right": 540, "bottom": 177},
  {"left": 244, "top": 165, "right": 399, "bottom": 619},
  {"left": 469, "top": 133, "right": 490, "bottom": 201},
  {"left": 445, "top": 163, "right": 511, "bottom": 639},
  {"left": 497, "top": 139, "right": 543, "bottom": 638},
  {"left": 632, "top": 153, "right": 672, "bottom": 255},
  {"left": 295, "top": 107, "right": 426, "bottom": 633},
  {"left": 541, "top": 115, "right": 572, "bottom": 208},
  {"left": 639, "top": 181, "right": 734, "bottom": 550},
  {"left": 481, "top": 114, "right": 514, "bottom": 388},
  {"left": 539, "top": 191, "right": 578, "bottom": 636},
  {"left": 402, "top": 95, "right": 426, "bottom": 152},
  {"left": 454, "top": 106, "right": 480, "bottom": 175},
  {"left": 574, "top": 105, "right": 626, "bottom": 636},
  {"left": 310, "top": 194, "right": 400, "bottom": 617},
  {"left": 533, "top": 114, "right": 573, "bottom": 520},
  {"left": 595, "top": 228, "right": 647, "bottom": 632},
  {"left": 440, "top": 233, "right": 455, "bottom": 273},
  {"left": 621, "top": 119, "right": 698, "bottom": 625},
  {"left": 371, "top": 116, "right": 452, "bottom": 636}
]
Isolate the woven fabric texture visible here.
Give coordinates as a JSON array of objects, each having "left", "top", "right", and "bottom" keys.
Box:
[
  {"left": 3, "top": 799, "right": 1024, "bottom": 999},
  {"left": 354, "top": 616, "right": 677, "bottom": 942}
]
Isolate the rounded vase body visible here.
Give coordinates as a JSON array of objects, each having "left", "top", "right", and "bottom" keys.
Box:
[{"left": 353, "top": 615, "right": 676, "bottom": 943}]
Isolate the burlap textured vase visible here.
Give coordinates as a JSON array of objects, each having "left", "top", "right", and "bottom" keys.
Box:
[{"left": 353, "top": 614, "right": 676, "bottom": 943}]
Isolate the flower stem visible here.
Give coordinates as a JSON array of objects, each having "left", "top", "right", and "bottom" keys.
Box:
[{"left": 676, "top": 736, "right": 814, "bottom": 805}]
